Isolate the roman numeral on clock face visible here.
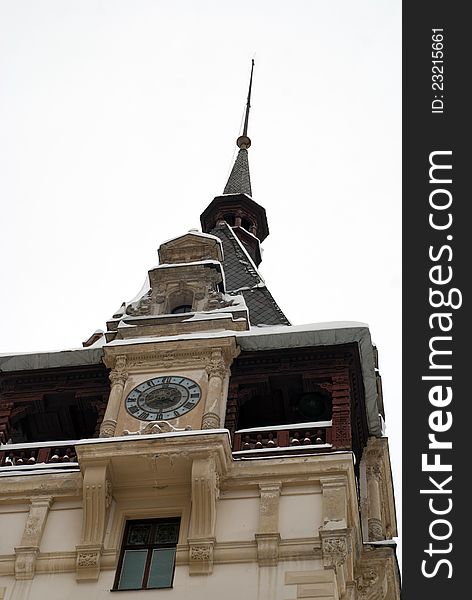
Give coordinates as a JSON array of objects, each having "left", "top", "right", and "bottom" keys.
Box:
[{"left": 125, "top": 376, "right": 201, "bottom": 421}]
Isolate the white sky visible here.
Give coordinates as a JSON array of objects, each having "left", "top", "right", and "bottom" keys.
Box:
[{"left": 0, "top": 0, "right": 401, "bottom": 564}]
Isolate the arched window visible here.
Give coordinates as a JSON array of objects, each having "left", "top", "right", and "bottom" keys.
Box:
[
  {"left": 171, "top": 304, "right": 192, "bottom": 314},
  {"left": 223, "top": 213, "right": 235, "bottom": 226},
  {"left": 167, "top": 289, "right": 194, "bottom": 315},
  {"left": 241, "top": 217, "right": 252, "bottom": 231}
]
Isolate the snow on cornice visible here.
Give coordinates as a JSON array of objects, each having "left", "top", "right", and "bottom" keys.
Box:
[
  {"left": 160, "top": 230, "right": 223, "bottom": 247},
  {"left": 153, "top": 259, "right": 222, "bottom": 270}
]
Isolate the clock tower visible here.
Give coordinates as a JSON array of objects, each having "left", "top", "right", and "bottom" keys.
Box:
[{"left": 0, "top": 62, "right": 400, "bottom": 600}]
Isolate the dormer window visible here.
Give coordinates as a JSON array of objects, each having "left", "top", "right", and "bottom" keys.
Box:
[{"left": 171, "top": 304, "right": 193, "bottom": 314}]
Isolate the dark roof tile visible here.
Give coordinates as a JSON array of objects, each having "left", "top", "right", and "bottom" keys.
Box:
[{"left": 210, "top": 223, "right": 290, "bottom": 327}]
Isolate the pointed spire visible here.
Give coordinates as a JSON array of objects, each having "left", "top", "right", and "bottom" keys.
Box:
[{"left": 223, "top": 60, "right": 255, "bottom": 196}]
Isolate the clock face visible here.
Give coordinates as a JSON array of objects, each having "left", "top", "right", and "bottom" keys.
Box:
[{"left": 125, "top": 376, "right": 202, "bottom": 421}]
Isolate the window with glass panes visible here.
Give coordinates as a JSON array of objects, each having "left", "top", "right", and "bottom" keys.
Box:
[{"left": 113, "top": 518, "right": 180, "bottom": 590}]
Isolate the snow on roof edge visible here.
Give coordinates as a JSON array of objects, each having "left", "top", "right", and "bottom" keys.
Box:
[
  {"left": 160, "top": 230, "right": 223, "bottom": 247},
  {"left": 0, "top": 346, "right": 104, "bottom": 372}
]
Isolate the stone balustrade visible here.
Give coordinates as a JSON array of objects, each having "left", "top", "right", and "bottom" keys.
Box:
[
  {"left": 232, "top": 421, "right": 332, "bottom": 454},
  {"left": 0, "top": 441, "right": 78, "bottom": 468}
]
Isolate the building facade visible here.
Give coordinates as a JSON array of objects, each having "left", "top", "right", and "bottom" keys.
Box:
[{"left": 0, "top": 76, "right": 400, "bottom": 600}]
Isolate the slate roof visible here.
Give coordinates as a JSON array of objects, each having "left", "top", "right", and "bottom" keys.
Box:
[
  {"left": 210, "top": 222, "right": 290, "bottom": 327},
  {"left": 223, "top": 148, "right": 252, "bottom": 196}
]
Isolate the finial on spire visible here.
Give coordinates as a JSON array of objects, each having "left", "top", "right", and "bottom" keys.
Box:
[
  {"left": 236, "top": 59, "right": 254, "bottom": 150},
  {"left": 223, "top": 60, "right": 255, "bottom": 196}
]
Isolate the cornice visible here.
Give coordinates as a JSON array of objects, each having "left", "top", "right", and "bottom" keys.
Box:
[{"left": 0, "top": 472, "right": 82, "bottom": 504}]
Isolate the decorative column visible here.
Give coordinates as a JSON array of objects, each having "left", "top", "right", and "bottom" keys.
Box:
[
  {"left": 366, "top": 465, "right": 384, "bottom": 541},
  {"left": 202, "top": 351, "right": 226, "bottom": 430},
  {"left": 76, "top": 461, "right": 112, "bottom": 581},
  {"left": 255, "top": 482, "right": 281, "bottom": 566},
  {"left": 100, "top": 355, "right": 128, "bottom": 437},
  {"left": 188, "top": 457, "right": 218, "bottom": 574},
  {"left": 14, "top": 497, "right": 53, "bottom": 580}
]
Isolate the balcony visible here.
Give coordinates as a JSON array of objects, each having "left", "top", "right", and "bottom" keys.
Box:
[
  {"left": 0, "top": 440, "right": 78, "bottom": 474},
  {"left": 232, "top": 421, "right": 332, "bottom": 457},
  {"left": 0, "top": 421, "right": 335, "bottom": 474}
]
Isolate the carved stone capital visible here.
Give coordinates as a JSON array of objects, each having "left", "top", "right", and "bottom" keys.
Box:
[
  {"left": 109, "top": 370, "right": 128, "bottom": 387},
  {"left": 201, "top": 412, "right": 220, "bottom": 429},
  {"left": 205, "top": 361, "right": 226, "bottom": 380},
  {"left": 99, "top": 418, "right": 117, "bottom": 438},
  {"left": 109, "top": 355, "right": 128, "bottom": 387}
]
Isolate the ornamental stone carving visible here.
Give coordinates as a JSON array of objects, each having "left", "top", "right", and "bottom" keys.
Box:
[
  {"left": 190, "top": 545, "right": 211, "bottom": 561},
  {"left": 201, "top": 412, "right": 220, "bottom": 430},
  {"left": 99, "top": 419, "right": 117, "bottom": 438},
  {"left": 126, "top": 291, "right": 152, "bottom": 316},
  {"left": 357, "top": 567, "right": 385, "bottom": 600},
  {"left": 207, "top": 290, "right": 235, "bottom": 310},
  {"left": 322, "top": 536, "right": 348, "bottom": 567},
  {"left": 23, "top": 516, "right": 41, "bottom": 540},
  {"left": 205, "top": 361, "right": 226, "bottom": 380},
  {"left": 122, "top": 420, "right": 193, "bottom": 436},
  {"left": 368, "top": 518, "right": 384, "bottom": 542},
  {"left": 109, "top": 370, "right": 128, "bottom": 387},
  {"left": 366, "top": 465, "right": 383, "bottom": 482},
  {"left": 188, "top": 540, "right": 215, "bottom": 575},
  {"left": 77, "top": 551, "right": 100, "bottom": 568}
]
